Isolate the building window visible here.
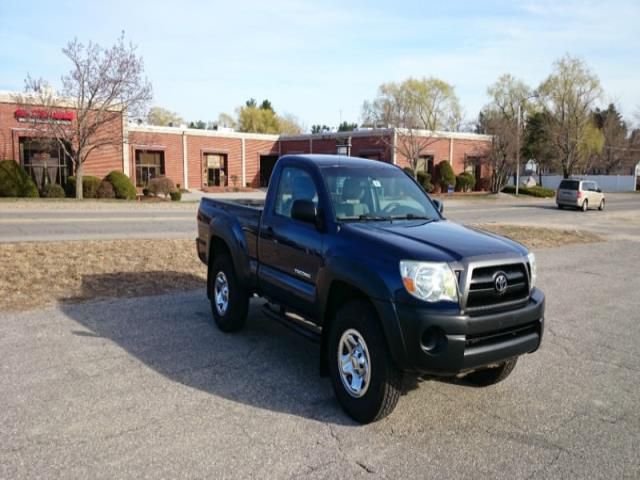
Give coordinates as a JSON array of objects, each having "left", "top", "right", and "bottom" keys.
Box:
[
  {"left": 203, "top": 153, "right": 227, "bottom": 187},
  {"left": 135, "top": 150, "right": 165, "bottom": 187},
  {"left": 416, "top": 155, "right": 435, "bottom": 176},
  {"left": 19, "top": 137, "right": 72, "bottom": 190}
]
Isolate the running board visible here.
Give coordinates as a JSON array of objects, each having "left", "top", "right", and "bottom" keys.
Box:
[{"left": 261, "top": 303, "right": 321, "bottom": 343}]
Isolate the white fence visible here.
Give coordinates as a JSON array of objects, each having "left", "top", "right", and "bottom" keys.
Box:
[{"left": 511, "top": 174, "right": 638, "bottom": 192}]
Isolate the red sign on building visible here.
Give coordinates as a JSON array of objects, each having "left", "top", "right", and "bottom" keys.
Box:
[{"left": 15, "top": 108, "right": 75, "bottom": 123}]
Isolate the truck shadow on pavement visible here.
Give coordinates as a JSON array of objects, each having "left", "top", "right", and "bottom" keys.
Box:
[{"left": 60, "top": 272, "right": 360, "bottom": 425}]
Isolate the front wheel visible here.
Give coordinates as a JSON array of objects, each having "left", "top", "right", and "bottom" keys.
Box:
[
  {"left": 598, "top": 199, "right": 605, "bottom": 211},
  {"left": 581, "top": 199, "right": 588, "bottom": 212},
  {"left": 328, "top": 300, "right": 403, "bottom": 423},
  {"left": 209, "top": 254, "right": 249, "bottom": 332},
  {"left": 464, "top": 358, "right": 518, "bottom": 386}
]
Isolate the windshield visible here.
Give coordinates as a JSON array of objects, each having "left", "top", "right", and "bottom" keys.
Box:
[
  {"left": 559, "top": 180, "right": 579, "bottom": 191},
  {"left": 320, "top": 165, "right": 440, "bottom": 221}
]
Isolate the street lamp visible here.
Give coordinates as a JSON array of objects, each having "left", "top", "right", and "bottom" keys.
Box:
[{"left": 515, "top": 94, "right": 539, "bottom": 196}]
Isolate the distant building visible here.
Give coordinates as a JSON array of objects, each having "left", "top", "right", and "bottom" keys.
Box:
[{"left": 1, "top": 92, "right": 493, "bottom": 191}]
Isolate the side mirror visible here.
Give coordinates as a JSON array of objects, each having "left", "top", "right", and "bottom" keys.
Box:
[
  {"left": 433, "top": 198, "right": 444, "bottom": 214},
  {"left": 596, "top": 188, "right": 602, "bottom": 193},
  {"left": 291, "top": 199, "right": 318, "bottom": 225}
]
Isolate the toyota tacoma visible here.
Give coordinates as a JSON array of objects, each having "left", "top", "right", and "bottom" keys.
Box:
[{"left": 196, "top": 154, "right": 545, "bottom": 423}]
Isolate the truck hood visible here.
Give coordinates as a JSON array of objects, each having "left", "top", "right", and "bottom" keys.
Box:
[{"left": 343, "top": 220, "right": 527, "bottom": 262}]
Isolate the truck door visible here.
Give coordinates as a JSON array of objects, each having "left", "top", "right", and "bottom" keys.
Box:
[{"left": 258, "top": 166, "right": 324, "bottom": 318}]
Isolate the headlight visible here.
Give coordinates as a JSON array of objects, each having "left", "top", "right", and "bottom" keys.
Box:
[
  {"left": 527, "top": 252, "right": 537, "bottom": 288},
  {"left": 399, "top": 261, "right": 459, "bottom": 303}
]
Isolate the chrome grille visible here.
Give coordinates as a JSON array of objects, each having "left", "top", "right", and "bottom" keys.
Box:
[{"left": 465, "top": 263, "right": 530, "bottom": 314}]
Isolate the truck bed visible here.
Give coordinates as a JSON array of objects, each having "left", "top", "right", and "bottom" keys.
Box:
[{"left": 197, "top": 197, "right": 264, "bottom": 264}]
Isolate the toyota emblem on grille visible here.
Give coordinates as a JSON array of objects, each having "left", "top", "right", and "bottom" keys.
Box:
[{"left": 494, "top": 272, "right": 508, "bottom": 295}]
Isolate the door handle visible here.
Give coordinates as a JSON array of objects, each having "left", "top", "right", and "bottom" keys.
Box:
[{"left": 263, "top": 226, "right": 274, "bottom": 239}]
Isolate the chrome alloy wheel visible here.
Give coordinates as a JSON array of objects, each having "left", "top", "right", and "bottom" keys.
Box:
[
  {"left": 214, "top": 271, "right": 230, "bottom": 316},
  {"left": 338, "top": 329, "right": 371, "bottom": 398}
]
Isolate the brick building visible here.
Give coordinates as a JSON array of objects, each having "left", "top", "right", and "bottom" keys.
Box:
[{"left": 1, "top": 92, "right": 493, "bottom": 192}]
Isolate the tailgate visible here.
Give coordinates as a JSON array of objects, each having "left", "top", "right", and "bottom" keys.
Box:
[{"left": 557, "top": 189, "right": 577, "bottom": 201}]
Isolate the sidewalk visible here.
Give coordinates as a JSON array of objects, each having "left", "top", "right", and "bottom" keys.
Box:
[{"left": 180, "top": 189, "right": 267, "bottom": 202}]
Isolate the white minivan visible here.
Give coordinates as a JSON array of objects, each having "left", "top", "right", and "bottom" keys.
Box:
[{"left": 556, "top": 179, "right": 605, "bottom": 211}]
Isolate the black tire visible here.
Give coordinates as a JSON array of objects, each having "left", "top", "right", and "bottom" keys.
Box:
[
  {"left": 557, "top": 204, "right": 564, "bottom": 210},
  {"left": 209, "top": 254, "right": 249, "bottom": 332},
  {"left": 464, "top": 357, "right": 518, "bottom": 387},
  {"left": 581, "top": 199, "right": 588, "bottom": 212},
  {"left": 328, "top": 299, "right": 403, "bottom": 423},
  {"left": 598, "top": 199, "right": 605, "bottom": 211}
]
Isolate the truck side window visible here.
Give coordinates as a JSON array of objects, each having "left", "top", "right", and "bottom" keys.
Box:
[{"left": 274, "top": 167, "right": 318, "bottom": 218}]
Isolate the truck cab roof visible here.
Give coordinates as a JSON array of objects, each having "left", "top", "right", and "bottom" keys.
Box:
[{"left": 278, "top": 154, "right": 398, "bottom": 170}]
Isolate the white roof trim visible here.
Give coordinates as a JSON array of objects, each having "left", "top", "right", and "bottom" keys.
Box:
[
  {"left": 128, "top": 124, "right": 280, "bottom": 141},
  {"left": 280, "top": 127, "right": 492, "bottom": 142},
  {"left": 0, "top": 90, "right": 125, "bottom": 111}
]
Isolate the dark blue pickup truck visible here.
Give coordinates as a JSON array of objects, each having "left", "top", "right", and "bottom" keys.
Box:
[{"left": 196, "top": 154, "right": 545, "bottom": 423}]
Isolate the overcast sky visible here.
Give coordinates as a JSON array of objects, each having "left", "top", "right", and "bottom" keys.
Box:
[{"left": 1, "top": 0, "right": 638, "bottom": 130}]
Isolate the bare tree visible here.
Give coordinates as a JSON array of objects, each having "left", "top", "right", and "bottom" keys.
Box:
[
  {"left": 17, "top": 33, "right": 152, "bottom": 198},
  {"left": 480, "top": 74, "right": 534, "bottom": 192},
  {"left": 537, "top": 55, "right": 603, "bottom": 178},
  {"left": 481, "top": 115, "right": 518, "bottom": 193},
  {"left": 361, "top": 77, "right": 462, "bottom": 173}
]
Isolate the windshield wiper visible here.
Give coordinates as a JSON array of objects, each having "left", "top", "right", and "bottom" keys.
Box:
[
  {"left": 358, "top": 214, "right": 392, "bottom": 221},
  {"left": 336, "top": 214, "right": 392, "bottom": 222},
  {"left": 389, "top": 214, "right": 434, "bottom": 221}
]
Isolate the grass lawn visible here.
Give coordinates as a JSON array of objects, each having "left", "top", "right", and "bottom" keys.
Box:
[
  {"left": 474, "top": 224, "right": 603, "bottom": 249},
  {"left": 0, "top": 239, "right": 205, "bottom": 311},
  {"left": 0, "top": 224, "right": 603, "bottom": 312}
]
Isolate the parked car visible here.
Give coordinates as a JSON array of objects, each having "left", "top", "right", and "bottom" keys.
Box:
[
  {"left": 196, "top": 155, "right": 545, "bottom": 423},
  {"left": 556, "top": 179, "right": 605, "bottom": 211}
]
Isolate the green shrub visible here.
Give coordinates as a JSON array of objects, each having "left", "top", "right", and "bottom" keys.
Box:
[
  {"left": 169, "top": 189, "right": 182, "bottom": 201},
  {"left": 0, "top": 160, "right": 39, "bottom": 197},
  {"left": 41, "top": 183, "right": 65, "bottom": 198},
  {"left": 456, "top": 172, "right": 476, "bottom": 192},
  {"left": 416, "top": 171, "right": 434, "bottom": 192},
  {"left": 96, "top": 180, "right": 115, "bottom": 199},
  {"left": 105, "top": 171, "right": 136, "bottom": 200},
  {"left": 65, "top": 175, "right": 102, "bottom": 198},
  {"left": 501, "top": 185, "right": 555, "bottom": 198},
  {"left": 436, "top": 160, "right": 456, "bottom": 191},
  {"left": 148, "top": 176, "right": 175, "bottom": 198},
  {"left": 402, "top": 167, "right": 415, "bottom": 177}
]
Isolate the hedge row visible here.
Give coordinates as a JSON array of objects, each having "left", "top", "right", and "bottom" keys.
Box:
[
  {"left": 502, "top": 185, "right": 556, "bottom": 198},
  {"left": 66, "top": 175, "right": 102, "bottom": 198},
  {"left": 456, "top": 172, "right": 475, "bottom": 192},
  {"left": 0, "top": 160, "right": 138, "bottom": 200}
]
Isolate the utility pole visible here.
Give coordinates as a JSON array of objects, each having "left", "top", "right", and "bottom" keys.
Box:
[{"left": 516, "top": 102, "right": 521, "bottom": 196}]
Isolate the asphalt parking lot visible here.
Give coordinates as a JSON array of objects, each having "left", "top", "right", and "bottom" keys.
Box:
[
  {"left": 0, "top": 193, "right": 638, "bottom": 242},
  {"left": 1, "top": 199, "right": 639, "bottom": 478}
]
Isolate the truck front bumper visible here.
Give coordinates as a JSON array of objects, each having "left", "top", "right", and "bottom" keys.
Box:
[{"left": 387, "top": 288, "right": 545, "bottom": 375}]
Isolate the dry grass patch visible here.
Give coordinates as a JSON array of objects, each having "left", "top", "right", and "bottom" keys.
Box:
[
  {"left": 473, "top": 224, "right": 603, "bottom": 249},
  {"left": 0, "top": 239, "right": 206, "bottom": 312}
]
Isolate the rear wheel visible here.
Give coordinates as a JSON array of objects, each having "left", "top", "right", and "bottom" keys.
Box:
[
  {"left": 464, "top": 358, "right": 518, "bottom": 387},
  {"left": 599, "top": 199, "right": 605, "bottom": 211},
  {"left": 557, "top": 204, "right": 564, "bottom": 210},
  {"left": 581, "top": 199, "right": 588, "bottom": 212},
  {"left": 209, "top": 254, "right": 249, "bottom": 332},
  {"left": 328, "top": 300, "right": 403, "bottom": 423}
]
